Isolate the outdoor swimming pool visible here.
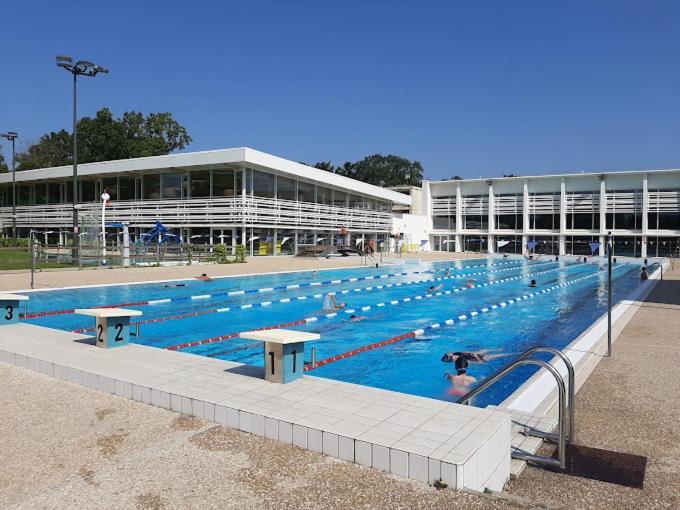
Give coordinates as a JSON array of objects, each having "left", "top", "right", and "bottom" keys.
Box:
[{"left": 20, "top": 257, "right": 646, "bottom": 407}]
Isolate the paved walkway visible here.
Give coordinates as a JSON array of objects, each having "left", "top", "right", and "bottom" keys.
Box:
[
  {"left": 0, "top": 251, "right": 479, "bottom": 292},
  {"left": 0, "top": 362, "right": 515, "bottom": 510},
  {"left": 506, "top": 264, "right": 680, "bottom": 509}
]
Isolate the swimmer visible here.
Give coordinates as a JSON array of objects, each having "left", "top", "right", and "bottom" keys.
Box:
[
  {"left": 466, "top": 278, "right": 476, "bottom": 288},
  {"left": 164, "top": 283, "right": 186, "bottom": 288},
  {"left": 444, "top": 268, "right": 451, "bottom": 277},
  {"left": 599, "top": 264, "right": 604, "bottom": 272},
  {"left": 441, "top": 349, "right": 510, "bottom": 364},
  {"left": 529, "top": 279, "right": 537, "bottom": 288},
  {"left": 640, "top": 266, "right": 649, "bottom": 281},
  {"left": 322, "top": 293, "right": 346, "bottom": 312},
  {"left": 428, "top": 283, "right": 444, "bottom": 293},
  {"left": 196, "top": 273, "right": 212, "bottom": 281},
  {"left": 348, "top": 314, "right": 368, "bottom": 322},
  {"left": 445, "top": 358, "right": 477, "bottom": 396},
  {"left": 312, "top": 270, "right": 318, "bottom": 278},
  {"left": 503, "top": 253, "right": 509, "bottom": 259}
]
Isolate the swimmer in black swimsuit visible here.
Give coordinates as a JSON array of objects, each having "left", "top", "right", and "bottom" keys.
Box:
[
  {"left": 441, "top": 349, "right": 510, "bottom": 364},
  {"left": 164, "top": 283, "right": 186, "bottom": 288}
]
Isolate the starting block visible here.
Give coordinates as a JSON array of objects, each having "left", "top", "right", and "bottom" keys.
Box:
[{"left": 74, "top": 308, "right": 143, "bottom": 348}]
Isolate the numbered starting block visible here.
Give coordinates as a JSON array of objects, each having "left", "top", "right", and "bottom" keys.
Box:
[
  {"left": 74, "top": 308, "right": 143, "bottom": 348},
  {"left": 240, "top": 329, "right": 320, "bottom": 384},
  {"left": 0, "top": 294, "right": 29, "bottom": 325}
]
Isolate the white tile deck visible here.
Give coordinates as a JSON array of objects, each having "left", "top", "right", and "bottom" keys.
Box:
[{"left": 0, "top": 323, "right": 511, "bottom": 491}]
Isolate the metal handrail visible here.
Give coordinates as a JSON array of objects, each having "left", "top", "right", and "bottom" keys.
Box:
[
  {"left": 457, "top": 358, "right": 568, "bottom": 470},
  {"left": 517, "top": 347, "right": 575, "bottom": 443}
]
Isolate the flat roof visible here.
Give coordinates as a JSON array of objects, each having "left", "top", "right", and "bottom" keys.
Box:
[
  {"left": 0, "top": 147, "right": 411, "bottom": 205},
  {"left": 425, "top": 167, "right": 680, "bottom": 185}
]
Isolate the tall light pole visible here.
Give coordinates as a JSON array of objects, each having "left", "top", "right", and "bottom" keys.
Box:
[
  {"left": 0, "top": 131, "right": 18, "bottom": 246},
  {"left": 56, "top": 55, "right": 108, "bottom": 264},
  {"left": 607, "top": 230, "right": 613, "bottom": 357}
]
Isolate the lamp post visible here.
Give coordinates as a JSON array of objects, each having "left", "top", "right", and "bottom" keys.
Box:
[
  {"left": 55, "top": 55, "right": 108, "bottom": 265},
  {"left": 607, "top": 231, "right": 613, "bottom": 357},
  {"left": 0, "top": 131, "right": 18, "bottom": 246}
]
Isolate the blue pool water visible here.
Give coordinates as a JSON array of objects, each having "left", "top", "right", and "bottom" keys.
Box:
[{"left": 21, "top": 257, "right": 646, "bottom": 407}]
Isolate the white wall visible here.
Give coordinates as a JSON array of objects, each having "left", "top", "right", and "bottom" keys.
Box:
[{"left": 392, "top": 213, "right": 430, "bottom": 250}]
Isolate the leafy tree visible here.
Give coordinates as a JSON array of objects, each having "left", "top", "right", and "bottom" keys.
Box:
[
  {"left": 16, "top": 130, "right": 73, "bottom": 170},
  {"left": 16, "top": 108, "right": 192, "bottom": 170},
  {"left": 312, "top": 161, "right": 337, "bottom": 172},
  {"left": 0, "top": 145, "right": 7, "bottom": 173},
  {"left": 502, "top": 173, "right": 520, "bottom": 177},
  {"left": 337, "top": 154, "right": 423, "bottom": 186},
  {"left": 450, "top": 175, "right": 463, "bottom": 180}
]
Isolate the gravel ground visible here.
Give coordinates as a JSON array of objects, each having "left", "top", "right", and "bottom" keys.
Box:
[
  {"left": 0, "top": 363, "right": 518, "bottom": 510},
  {"left": 505, "top": 268, "right": 680, "bottom": 509}
]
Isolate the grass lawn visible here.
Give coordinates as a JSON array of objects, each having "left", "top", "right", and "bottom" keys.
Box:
[{"left": 0, "top": 248, "right": 72, "bottom": 271}]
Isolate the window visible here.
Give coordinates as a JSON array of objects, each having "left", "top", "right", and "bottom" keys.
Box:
[
  {"left": 161, "top": 174, "right": 183, "bottom": 199},
  {"left": 190, "top": 170, "right": 211, "bottom": 198},
  {"left": 143, "top": 174, "right": 161, "bottom": 200},
  {"left": 253, "top": 170, "right": 275, "bottom": 198},
  {"left": 333, "top": 190, "right": 347, "bottom": 208},
  {"left": 317, "top": 187, "right": 332, "bottom": 205},
  {"left": 212, "top": 170, "right": 235, "bottom": 198},
  {"left": 298, "top": 181, "right": 315, "bottom": 203},
  {"left": 18, "top": 185, "right": 31, "bottom": 205},
  {"left": 48, "top": 183, "right": 61, "bottom": 203},
  {"left": 348, "top": 194, "right": 363, "bottom": 209},
  {"left": 277, "top": 176, "right": 296, "bottom": 201},
  {"left": 35, "top": 183, "right": 48, "bottom": 204},
  {"left": 119, "top": 177, "right": 135, "bottom": 200},
  {"left": 80, "top": 180, "right": 96, "bottom": 202},
  {"left": 102, "top": 177, "right": 118, "bottom": 201}
]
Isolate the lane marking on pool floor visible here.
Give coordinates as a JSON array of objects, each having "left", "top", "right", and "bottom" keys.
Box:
[
  {"left": 304, "top": 264, "right": 630, "bottom": 371},
  {"left": 70, "top": 261, "right": 560, "bottom": 333},
  {"left": 25, "top": 259, "right": 540, "bottom": 319},
  {"left": 159, "top": 263, "right": 580, "bottom": 351}
]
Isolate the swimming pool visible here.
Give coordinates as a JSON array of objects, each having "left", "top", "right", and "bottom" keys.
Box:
[{"left": 20, "top": 257, "right": 645, "bottom": 407}]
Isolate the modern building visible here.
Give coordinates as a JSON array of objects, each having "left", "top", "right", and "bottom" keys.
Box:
[
  {"left": 423, "top": 169, "right": 680, "bottom": 258},
  {"left": 0, "top": 148, "right": 410, "bottom": 256}
]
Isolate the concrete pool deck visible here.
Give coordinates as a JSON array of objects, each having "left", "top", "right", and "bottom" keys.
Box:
[{"left": 0, "top": 251, "right": 481, "bottom": 292}]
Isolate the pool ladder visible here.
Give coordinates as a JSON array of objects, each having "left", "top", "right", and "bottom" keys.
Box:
[{"left": 457, "top": 346, "right": 575, "bottom": 471}]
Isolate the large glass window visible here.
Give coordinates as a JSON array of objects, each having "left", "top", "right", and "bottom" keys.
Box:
[
  {"left": 191, "top": 170, "right": 211, "bottom": 197},
  {"left": 348, "top": 194, "right": 364, "bottom": 209},
  {"left": 213, "top": 170, "right": 235, "bottom": 198},
  {"left": 253, "top": 171, "right": 275, "bottom": 198},
  {"left": 317, "top": 187, "right": 332, "bottom": 205},
  {"left": 143, "top": 174, "right": 161, "bottom": 200},
  {"left": 277, "top": 176, "right": 296, "bottom": 201},
  {"left": 18, "top": 185, "right": 31, "bottom": 205},
  {"left": 333, "top": 190, "right": 348, "bottom": 208},
  {"left": 433, "top": 215, "right": 455, "bottom": 230},
  {"left": 102, "top": 177, "right": 118, "bottom": 201},
  {"left": 161, "top": 174, "right": 183, "bottom": 199},
  {"left": 80, "top": 180, "right": 96, "bottom": 202},
  {"left": 47, "top": 183, "right": 61, "bottom": 203},
  {"left": 34, "top": 183, "right": 48, "bottom": 205},
  {"left": 119, "top": 177, "right": 135, "bottom": 200},
  {"left": 298, "top": 181, "right": 315, "bottom": 203}
]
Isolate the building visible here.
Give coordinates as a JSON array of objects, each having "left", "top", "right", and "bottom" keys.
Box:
[
  {"left": 423, "top": 169, "right": 680, "bottom": 258},
  {"left": 0, "top": 148, "right": 410, "bottom": 256}
]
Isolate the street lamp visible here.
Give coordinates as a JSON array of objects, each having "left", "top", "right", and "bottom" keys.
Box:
[
  {"left": 56, "top": 55, "right": 109, "bottom": 265},
  {"left": 0, "top": 131, "right": 18, "bottom": 246}
]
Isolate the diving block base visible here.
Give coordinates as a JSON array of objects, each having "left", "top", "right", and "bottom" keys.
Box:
[{"left": 75, "top": 308, "right": 143, "bottom": 348}]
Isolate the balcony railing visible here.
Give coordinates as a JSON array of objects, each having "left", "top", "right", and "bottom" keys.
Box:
[{"left": 0, "top": 196, "right": 393, "bottom": 231}]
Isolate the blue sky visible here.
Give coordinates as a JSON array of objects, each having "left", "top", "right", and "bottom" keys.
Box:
[{"left": 1, "top": 0, "right": 679, "bottom": 180}]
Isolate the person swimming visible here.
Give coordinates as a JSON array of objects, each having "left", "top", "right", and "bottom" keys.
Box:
[
  {"left": 322, "top": 293, "right": 346, "bottom": 312},
  {"left": 441, "top": 349, "right": 510, "bottom": 364},
  {"left": 164, "top": 283, "right": 186, "bottom": 288},
  {"left": 445, "top": 357, "right": 477, "bottom": 396},
  {"left": 348, "top": 314, "right": 367, "bottom": 322},
  {"left": 529, "top": 279, "right": 537, "bottom": 288},
  {"left": 428, "top": 283, "right": 444, "bottom": 293},
  {"left": 640, "top": 266, "right": 649, "bottom": 281},
  {"left": 196, "top": 273, "right": 212, "bottom": 281},
  {"left": 466, "top": 278, "right": 476, "bottom": 288}
]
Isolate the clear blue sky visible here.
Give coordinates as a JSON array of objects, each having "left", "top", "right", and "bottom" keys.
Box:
[{"left": 1, "top": 0, "right": 679, "bottom": 180}]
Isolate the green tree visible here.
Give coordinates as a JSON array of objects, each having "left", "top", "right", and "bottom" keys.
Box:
[
  {"left": 337, "top": 154, "right": 423, "bottom": 186},
  {"left": 0, "top": 145, "right": 7, "bottom": 173},
  {"left": 312, "top": 161, "right": 337, "bottom": 172},
  {"left": 16, "top": 108, "right": 192, "bottom": 170}
]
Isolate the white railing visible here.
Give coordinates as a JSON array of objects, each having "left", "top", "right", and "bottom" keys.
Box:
[{"left": 0, "top": 196, "right": 393, "bottom": 231}]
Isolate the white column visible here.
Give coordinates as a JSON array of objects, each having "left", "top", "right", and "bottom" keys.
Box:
[
  {"left": 599, "top": 177, "right": 607, "bottom": 257},
  {"left": 522, "top": 180, "right": 529, "bottom": 255},
  {"left": 241, "top": 166, "right": 247, "bottom": 246},
  {"left": 559, "top": 178, "right": 566, "bottom": 256},
  {"left": 455, "top": 183, "right": 463, "bottom": 252},
  {"left": 641, "top": 173, "right": 648, "bottom": 259},
  {"left": 487, "top": 182, "right": 495, "bottom": 254}
]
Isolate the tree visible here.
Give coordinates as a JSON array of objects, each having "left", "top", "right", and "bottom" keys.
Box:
[
  {"left": 336, "top": 154, "right": 423, "bottom": 186},
  {"left": 0, "top": 145, "right": 7, "bottom": 173},
  {"left": 502, "top": 173, "right": 520, "bottom": 177},
  {"left": 312, "top": 161, "right": 337, "bottom": 172},
  {"left": 16, "top": 108, "right": 192, "bottom": 170},
  {"left": 450, "top": 175, "right": 463, "bottom": 180}
]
